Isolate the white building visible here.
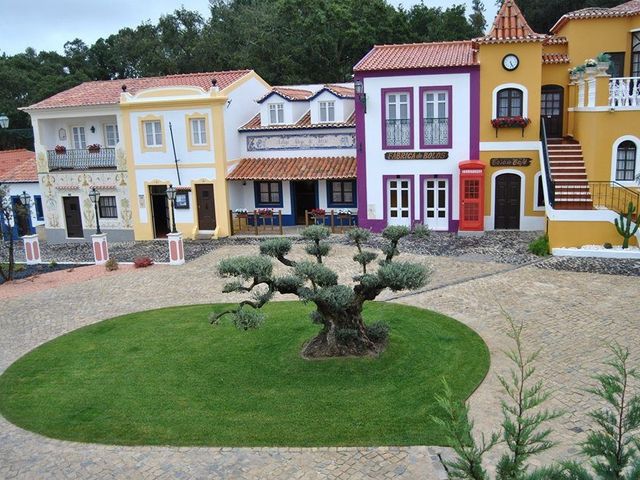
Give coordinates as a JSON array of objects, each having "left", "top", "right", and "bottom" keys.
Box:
[{"left": 227, "top": 84, "right": 357, "bottom": 225}]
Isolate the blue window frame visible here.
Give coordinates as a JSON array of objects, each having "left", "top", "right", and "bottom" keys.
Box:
[
  {"left": 34, "top": 195, "right": 44, "bottom": 221},
  {"left": 254, "top": 181, "right": 283, "bottom": 207},
  {"left": 327, "top": 180, "right": 356, "bottom": 208}
]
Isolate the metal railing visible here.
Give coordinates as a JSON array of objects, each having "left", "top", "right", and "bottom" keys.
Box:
[
  {"left": 47, "top": 148, "right": 117, "bottom": 170},
  {"left": 589, "top": 181, "right": 640, "bottom": 214},
  {"left": 609, "top": 77, "right": 640, "bottom": 107},
  {"left": 385, "top": 119, "right": 411, "bottom": 147},
  {"left": 539, "top": 119, "right": 555, "bottom": 207},
  {"left": 422, "top": 117, "right": 449, "bottom": 146}
]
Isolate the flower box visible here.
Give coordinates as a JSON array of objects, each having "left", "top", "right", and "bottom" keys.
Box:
[
  {"left": 257, "top": 209, "right": 273, "bottom": 217},
  {"left": 54, "top": 145, "right": 66, "bottom": 154},
  {"left": 310, "top": 208, "right": 326, "bottom": 217},
  {"left": 491, "top": 116, "right": 531, "bottom": 129},
  {"left": 87, "top": 144, "right": 101, "bottom": 153}
]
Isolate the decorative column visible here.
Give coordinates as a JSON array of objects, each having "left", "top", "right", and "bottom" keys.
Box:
[
  {"left": 22, "top": 234, "right": 41, "bottom": 265},
  {"left": 91, "top": 233, "right": 109, "bottom": 265},
  {"left": 167, "top": 232, "right": 185, "bottom": 265}
]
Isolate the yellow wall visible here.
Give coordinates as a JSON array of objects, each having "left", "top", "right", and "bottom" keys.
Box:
[
  {"left": 541, "top": 63, "right": 571, "bottom": 137},
  {"left": 481, "top": 150, "right": 544, "bottom": 217},
  {"left": 558, "top": 17, "right": 640, "bottom": 77},
  {"left": 573, "top": 110, "right": 640, "bottom": 181},
  {"left": 478, "top": 42, "right": 543, "bottom": 142},
  {"left": 548, "top": 219, "right": 638, "bottom": 248}
]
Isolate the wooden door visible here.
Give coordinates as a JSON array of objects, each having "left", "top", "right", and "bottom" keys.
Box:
[
  {"left": 494, "top": 174, "right": 521, "bottom": 230},
  {"left": 196, "top": 184, "right": 216, "bottom": 230},
  {"left": 541, "top": 86, "right": 563, "bottom": 138},
  {"left": 293, "top": 181, "right": 317, "bottom": 224},
  {"left": 63, "top": 196, "right": 83, "bottom": 238}
]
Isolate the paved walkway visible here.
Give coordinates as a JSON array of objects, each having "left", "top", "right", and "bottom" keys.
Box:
[{"left": 0, "top": 244, "right": 638, "bottom": 479}]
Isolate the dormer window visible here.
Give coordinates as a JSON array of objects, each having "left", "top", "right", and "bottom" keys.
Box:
[
  {"left": 319, "top": 101, "right": 335, "bottom": 122},
  {"left": 269, "top": 103, "right": 285, "bottom": 124}
]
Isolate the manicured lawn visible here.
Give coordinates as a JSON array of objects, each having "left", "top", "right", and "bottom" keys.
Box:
[{"left": 0, "top": 302, "right": 489, "bottom": 447}]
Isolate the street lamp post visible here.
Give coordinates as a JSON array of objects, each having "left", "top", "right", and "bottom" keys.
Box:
[
  {"left": 19, "top": 190, "right": 31, "bottom": 209},
  {"left": 166, "top": 184, "right": 177, "bottom": 234},
  {"left": 89, "top": 186, "right": 102, "bottom": 234}
]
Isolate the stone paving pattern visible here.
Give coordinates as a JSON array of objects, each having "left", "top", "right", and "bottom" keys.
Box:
[{"left": 1, "top": 242, "right": 639, "bottom": 479}]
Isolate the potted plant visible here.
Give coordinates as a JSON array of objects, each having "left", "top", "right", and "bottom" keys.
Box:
[
  {"left": 87, "top": 143, "right": 101, "bottom": 153},
  {"left": 568, "top": 67, "right": 579, "bottom": 82},
  {"left": 584, "top": 58, "right": 598, "bottom": 76},
  {"left": 574, "top": 64, "right": 586, "bottom": 80},
  {"left": 234, "top": 208, "right": 248, "bottom": 218},
  {"left": 257, "top": 208, "right": 273, "bottom": 217},
  {"left": 54, "top": 145, "right": 66, "bottom": 154},
  {"left": 596, "top": 53, "right": 611, "bottom": 74},
  {"left": 491, "top": 116, "right": 531, "bottom": 129}
]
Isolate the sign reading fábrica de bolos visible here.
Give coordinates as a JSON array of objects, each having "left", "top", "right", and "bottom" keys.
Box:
[{"left": 384, "top": 151, "right": 449, "bottom": 160}]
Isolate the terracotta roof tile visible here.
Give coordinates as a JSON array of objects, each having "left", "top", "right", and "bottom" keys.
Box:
[
  {"left": 551, "top": 0, "right": 640, "bottom": 32},
  {"left": 543, "top": 53, "right": 570, "bottom": 64},
  {"left": 239, "top": 110, "right": 355, "bottom": 131},
  {"left": 543, "top": 36, "right": 568, "bottom": 45},
  {"left": 477, "top": 0, "right": 545, "bottom": 44},
  {"left": 227, "top": 156, "right": 356, "bottom": 181},
  {"left": 323, "top": 84, "right": 355, "bottom": 98},
  {"left": 0, "top": 149, "right": 38, "bottom": 183},
  {"left": 257, "top": 87, "right": 314, "bottom": 103},
  {"left": 354, "top": 41, "right": 477, "bottom": 72},
  {"left": 25, "top": 70, "right": 253, "bottom": 110}
]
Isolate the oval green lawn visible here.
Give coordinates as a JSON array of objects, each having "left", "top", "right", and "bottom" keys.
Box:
[{"left": 0, "top": 302, "right": 489, "bottom": 447}]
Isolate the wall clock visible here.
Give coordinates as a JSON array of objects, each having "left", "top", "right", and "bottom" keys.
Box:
[{"left": 502, "top": 54, "right": 519, "bottom": 71}]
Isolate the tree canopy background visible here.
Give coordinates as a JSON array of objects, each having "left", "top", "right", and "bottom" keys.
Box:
[{"left": 0, "top": 0, "right": 628, "bottom": 147}]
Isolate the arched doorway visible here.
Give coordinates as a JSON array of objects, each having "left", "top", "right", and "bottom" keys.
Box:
[
  {"left": 541, "top": 85, "right": 564, "bottom": 138},
  {"left": 494, "top": 173, "right": 521, "bottom": 230}
]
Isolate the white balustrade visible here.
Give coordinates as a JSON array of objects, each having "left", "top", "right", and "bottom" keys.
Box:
[{"left": 609, "top": 77, "right": 640, "bottom": 108}]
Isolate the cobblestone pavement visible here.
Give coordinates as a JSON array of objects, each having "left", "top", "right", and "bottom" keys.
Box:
[{"left": 1, "top": 243, "right": 638, "bottom": 479}]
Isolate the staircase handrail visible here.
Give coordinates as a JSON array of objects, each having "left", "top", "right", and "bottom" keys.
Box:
[
  {"left": 539, "top": 118, "right": 555, "bottom": 207},
  {"left": 587, "top": 181, "right": 640, "bottom": 214}
]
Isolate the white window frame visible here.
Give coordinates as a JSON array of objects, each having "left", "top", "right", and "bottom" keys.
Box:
[
  {"left": 424, "top": 91, "right": 448, "bottom": 120},
  {"left": 269, "top": 103, "right": 285, "bottom": 124},
  {"left": 104, "top": 124, "right": 119, "bottom": 147},
  {"left": 386, "top": 92, "right": 410, "bottom": 121},
  {"left": 190, "top": 118, "right": 207, "bottom": 145},
  {"left": 491, "top": 83, "right": 528, "bottom": 119},
  {"left": 533, "top": 172, "right": 545, "bottom": 211},
  {"left": 610, "top": 135, "right": 640, "bottom": 185},
  {"left": 319, "top": 101, "right": 336, "bottom": 122},
  {"left": 143, "top": 120, "right": 163, "bottom": 147},
  {"left": 72, "top": 126, "right": 86, "bottom": 149}
]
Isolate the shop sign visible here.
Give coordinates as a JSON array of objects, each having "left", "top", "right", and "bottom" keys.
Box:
[
  {"left": 385, "top": 151, "right": 449, "bottom": 160},
  {"left": 490, "top": 157, "right": 532, "bottom": 167}
]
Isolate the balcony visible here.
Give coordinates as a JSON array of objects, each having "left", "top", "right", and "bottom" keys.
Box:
[
  {"left": 47, "top": 148, "right": 117, "bottom": 171},
  {"left": 609, "top": 77, "right": 640, "bottom": 108},
  {"left": 385, "top": 119, "right": 411, "bottom": 147},
  {"left": 423, "top": 118, "right": 449, "bottom": 146}
]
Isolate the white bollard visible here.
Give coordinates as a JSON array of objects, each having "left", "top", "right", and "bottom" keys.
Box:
[
  {"left": 167, "top": 232, "right": 185, "bottom": 265},
  {"left": 22, "top": 234, "right": 41, "bottom": 265},
  {"left": 91, "top": 233, "right": 109, "bottom": 265}
]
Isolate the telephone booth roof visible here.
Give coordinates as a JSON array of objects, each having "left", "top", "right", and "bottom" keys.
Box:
[{"left": 458, "top": 160, "right": 486, "bottom": 171}]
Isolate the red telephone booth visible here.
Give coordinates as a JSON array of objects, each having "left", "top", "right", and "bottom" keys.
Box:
[{"left": 458, "top": 161, "right": 486, "bottom": 232}]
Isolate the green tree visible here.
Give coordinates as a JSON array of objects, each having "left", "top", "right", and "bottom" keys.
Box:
[
  {"left": 470, "top": 0, "right": 487, "bottom": 37},
  {"left": 212, "top": 225, "right": 430, "bottom": 357}
]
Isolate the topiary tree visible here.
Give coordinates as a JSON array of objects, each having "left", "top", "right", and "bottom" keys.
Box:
[{"left": 211, "top": 225, "right": 430, "bottom": 358}]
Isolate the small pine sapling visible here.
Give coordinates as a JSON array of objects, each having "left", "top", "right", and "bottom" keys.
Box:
[{"left": 614, "top": 202, "right": 639, "bottom": 249}]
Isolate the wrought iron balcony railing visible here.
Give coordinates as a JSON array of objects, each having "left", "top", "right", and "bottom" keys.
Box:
[
  {"left": 423, "top": 117, "right": 449, "bottom": 146},
  {"left": 385, "top": 119, "right": 411, "bottom": 147},
  {"left": 47, "top": 148, "right": 117, "bottom": 170}
]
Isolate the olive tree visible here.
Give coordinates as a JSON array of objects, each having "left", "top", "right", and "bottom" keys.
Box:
[
  {"left": 211, "top": 225, "right": 430, "bottom": 358},
  {"left": 0, "top": 184, "right": 25, "bottom": 282}
]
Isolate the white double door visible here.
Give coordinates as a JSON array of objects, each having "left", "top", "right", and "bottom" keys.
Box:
[
  {"left": 387, "top": 179, "right": 411, "bottom": 226},
  {"left": 424, "top": 178, "right": 449, "bottom": 231}
]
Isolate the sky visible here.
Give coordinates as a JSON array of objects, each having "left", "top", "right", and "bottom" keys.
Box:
[{"left": 0, "top": 1, "right": 499, "bottom": 56}]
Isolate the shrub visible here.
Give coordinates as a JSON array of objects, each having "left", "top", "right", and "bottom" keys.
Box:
[
  {"left": 412, "top": 223, "right": 430, "bottom": 239},
  {"left": 528, "top": 235, "right": 550, "bottom": 256},
  {"left": 603, "top": 242, "right": 613, "bottom": 249},
  {"left": 366, "top": 321, "right": 390, "bottom": 343},
  {"left": 134, "top": 257, "right": 154, "bottom": 268},
  {"left": 48, "top": 260, "right": 58, "bottom": 268},
  {"left": 2, "top": 262, "right": 25, "bottom": 272},
  {"left": 336, "top": 328, "right": 359, "bottom": 344},
  {"left": 105, "top": 258, "right": 119, "bottom": 271}
]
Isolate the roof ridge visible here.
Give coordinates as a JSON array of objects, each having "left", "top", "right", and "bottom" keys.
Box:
[
  {"left": 0, "top": 148, "right": 34, "bottom": 154},
  {"left": 372, "top": 40, "right": 473, "bottom": 48}
]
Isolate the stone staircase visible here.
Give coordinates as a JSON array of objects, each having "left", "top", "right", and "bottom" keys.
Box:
[{"left": 547, "top": 139, "right": 592, "bottom": 209}]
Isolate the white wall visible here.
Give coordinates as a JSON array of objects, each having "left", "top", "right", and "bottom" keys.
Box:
[
  {"left": 310, "top": 91, "right": 352, "bottom": 123},
  {"left": 37, "top": 114, "right": 119, "bottom": 150},
  {"left": 363, "top": 72, "right": 472, "bottom": 223}
]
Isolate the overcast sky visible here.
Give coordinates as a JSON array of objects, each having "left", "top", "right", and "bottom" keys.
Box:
[{"left": 0, "top": 0, "right": 499, "bottom": 56}]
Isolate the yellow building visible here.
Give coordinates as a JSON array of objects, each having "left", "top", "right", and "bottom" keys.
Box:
[{"left": 476, "top": 0, "right": 640, "bottom": 249}]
